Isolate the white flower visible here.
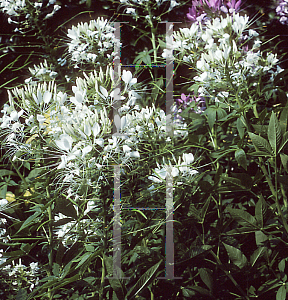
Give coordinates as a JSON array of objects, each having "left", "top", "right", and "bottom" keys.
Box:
[
  {"left": 37, "top": 114, "right": 46, "bottom": 125},
  {"left": 43, "top": 91, "right": 52, "bottom": 104},
  {"left": 0, "top": 199, "right": 8, "bottom": 207},
  {"left": 129, "top": 151, "right": 140, "bottom": 158},
  {"left": 123, "top": 145, "right": 131, "bottom": 153},
  {"left": 82, "top": 145, "right": 92, "bottom": 158},
  {"left": 122, "top": 70, "right": 137, "bottom": 86},
  {"left": 182, "top": 153, "right": 194, "bottom": 165},
  {"left": 57, "top": 155, "right": 68, "bottom": 169},
  {"left": 126, "top": 8, "right": 136, "bottom": 14},
  {"left": 55, "top": 134, "right": 73, "bottom": 151}
]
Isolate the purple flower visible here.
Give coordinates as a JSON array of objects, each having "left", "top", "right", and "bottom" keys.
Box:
[
  {"left": 174, "top": 93, "right": 206, "bottom": 119},
  {"left": 205, "top": 0, "right": 222, "bottom": 11},
  {"left": 187, "top": 0, "right": 207, "bottom": 23},
  {"left": 226, "top": 0, "right": 242, "bottom": 12},
  {"left": 275, "top": 1, "right": 288, "bottom": 25},
  {"left": 187, "top": 0, "right": 242, "bottom": 22}
]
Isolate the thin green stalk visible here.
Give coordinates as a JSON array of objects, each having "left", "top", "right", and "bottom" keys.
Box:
[{"left": 151, "top": 29, "right": 157, "bottom": 64}]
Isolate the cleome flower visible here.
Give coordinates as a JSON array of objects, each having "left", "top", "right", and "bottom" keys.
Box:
[
  {"left": 148, "top": 153, "right": 198, "bottom": 185},
  {"left": 66, "top": 17, "right": 120, "bottom": 68}
]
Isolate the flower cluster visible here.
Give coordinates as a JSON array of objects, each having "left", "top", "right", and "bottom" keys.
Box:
[
  {"left": 0, "top": 0, "right": 61, "bottom": 21},
  {"left": 120, "top": 104, "right": 188, "bottom": 142},
  {"left": 276, "top": 0, "right": 288, "bottom": 25},
  {"left": 24, "top": 60, "right": 58, "bottom": 85},
  {"left": 187, "top": 0, "right": 242, "bottom": 23},
  {"left": 66, "top": 17, "right": 120, "bottom": 68},
  {"left": 148, "top": 153, "right": 198, "bottom": 185},
  {"left": 167, "top": 12, "right": 282, "bottom": 106},
  {"left": 0, "top": 68, "right": 144, "bottom": 198}
]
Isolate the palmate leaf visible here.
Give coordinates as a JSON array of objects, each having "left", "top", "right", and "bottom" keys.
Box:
[
  {"left": 126, "top": 259, "right": 162, "bottom": 299},
  {"left": 223, "top": 243, "right": 248, "bottom": 269},
  {"left": 248, "top": 132, "right": 273, "bottom": 155},
  {"left": 268, "top": 112, "right": 282, "bottom": 154}
]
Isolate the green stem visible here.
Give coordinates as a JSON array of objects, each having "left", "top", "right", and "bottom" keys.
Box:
[{"left": 151, "top": 29, "right": 157, "bottom": 64}]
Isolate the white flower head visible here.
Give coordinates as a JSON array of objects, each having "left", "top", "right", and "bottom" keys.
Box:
[
  {"left": 182, "top": 153, "right": 194, "bottom": 165},
  {"left": 122, "top": 70, "right": 137, "bottom": 86},
  {"left": 55, "top": 134, "right": 74, "bottom": 151}
]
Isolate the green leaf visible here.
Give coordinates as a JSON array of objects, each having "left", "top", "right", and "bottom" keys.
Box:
[
  {"left": 199, "top": 268, "right": 213, "bottom": 291},
  {"left": 237, "top": 116, "right": 246, "bottom": 139},
  {"left": 126, "top": 260, "right": 162, "bottom": 299},
  {"left": 52, "top": 263, "right": 60, "bottom": 277},
  {"left": 249, "top": 151, "right": 274, "bottom": 157},
  {"left": 223, "top": 243, "right": 248, "bottom": 269},
  {"left": 16, "top": 288, "right": 27, "bottom": 300},
  {"left": 75, "top": 253, "right": 92, "bottom": 269},
  {"left": 252, "top": 124, "right": 268, "bottom": 135},
  {"left": 276, "top": 285, "right": 286, "bottom": 300},
  {"left": 278, "top": 259, "right": 286, "bottom": 273},
  {"left": 0, "top": 169, "right": 17, "bottom": 177},
  {"left": 255, "top": 195, "right": 267, "bottom": 228},
  {"left": 255, "top": 231, "right": 268, "bottom": 247},
  {"left": 0, "top": 184, "right": 7, "bottom": 199},
  {"left": 2, "top": 250, "right": 25, "bottom": 258},
  {"left": 188, "top": 285, "right": 214, "bottom": 297},
  {"left": 248, "top": 132, "right": 273, "bottom": 155},
  {"left": 200, "top": 196, "right": 211, "bottom": 223},
  {"left": 235, "top": 149, "right": 248, "bottom": 170},
  {"left": 177, "top": 245, "right": 213, "bottom": 265},
  {"left": 268, "top": 112, "right": 282, "bottom": 154},
  {"left": 104, "top": 255, "right": 127, "bottom": 300},
  {"left": 205, "top": 107, "right": 217, "bottom": 129},
  {"left": 280, "top": 153, "right": 288, "bottom": 172},
  {"left": 182, "top": 288, "right": 196, "bottom": 297},
  {"left": 227, "top": 208, "right": 257, "bottom": 228},
  {"left": 17, "top": 211, "right": 42, "bottom": 233},
  {"left": 258, "top": 279, "right": 282, "bottom": 295},
  {"left": 250, "top": 247, "right": 267, "bottom": 267},
  {"left": 278, "top": 132, "right": 288, "bottom": 153},
  {"left": 56, "top": 242, "right": 66, "bottom": 265},
  {"left": 216, "top": 107, "right": 227, "bottom": 120},
  {"left": 279, "top": 107, "right": 288, "bottom": 133}
]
